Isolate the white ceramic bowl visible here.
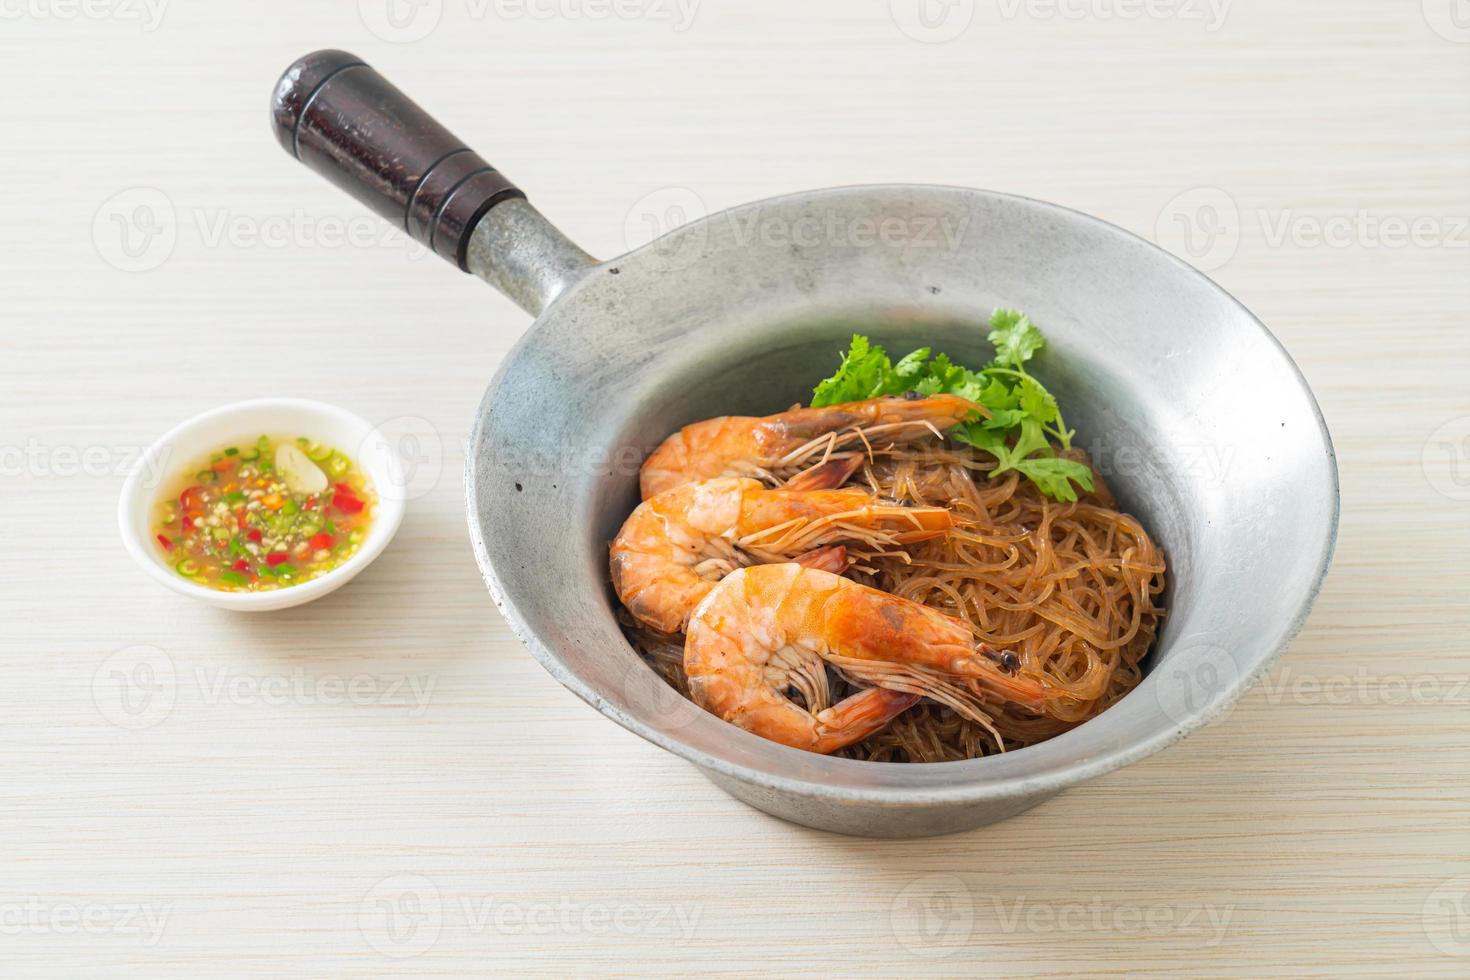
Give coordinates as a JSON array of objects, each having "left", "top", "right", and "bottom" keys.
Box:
[{"left": 118, "top": 398, "right": 406, "bottom": 611}]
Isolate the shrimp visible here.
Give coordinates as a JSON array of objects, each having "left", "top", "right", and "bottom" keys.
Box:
[
  {"left": 684, "top": 564, "right": 1055, "bottom": 754},
  {"left": 610, "top": 477, "right": 952, "bottom": 635},
  {"left": 639, "top": 394, "right": 981, "bottom": 499}
]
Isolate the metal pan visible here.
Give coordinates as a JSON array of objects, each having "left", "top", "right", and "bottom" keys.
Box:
[{"left": 271, "top": 50, "right": 1339, "bottom": 837}]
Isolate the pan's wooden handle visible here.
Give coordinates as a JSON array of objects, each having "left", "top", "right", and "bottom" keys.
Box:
[{"left": 271, "top": 49, "right": 525, "bottom": 271}]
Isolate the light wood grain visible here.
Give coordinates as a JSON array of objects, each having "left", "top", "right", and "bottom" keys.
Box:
[{"left": 2, "top": 0, "right": 1467, "bottom": 975}]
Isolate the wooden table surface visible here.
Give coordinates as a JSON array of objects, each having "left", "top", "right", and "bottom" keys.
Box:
[{"left": 3, "top": 1, "right": 1467, "bottom": 975}]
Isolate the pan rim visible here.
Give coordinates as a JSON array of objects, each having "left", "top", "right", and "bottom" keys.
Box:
[{"left": 465, "top": 182, "right": 1341, "bottom": 806}]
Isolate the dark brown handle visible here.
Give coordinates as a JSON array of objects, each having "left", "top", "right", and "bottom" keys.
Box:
[{"left": 271, "top": 49, "right": 525, "bottom": 271}]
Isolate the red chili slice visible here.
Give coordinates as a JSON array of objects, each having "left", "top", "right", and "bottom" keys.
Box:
[
  {"left": 156, "top": 534, "right": 173, "bottom": 551},
  {"left": 266, "top": 552, "right": 290, "bottom": 567},
  {"left": 180, "top": 486, "right": 207, "bottom": 511},
  {"left": 331, "top": 483, "right": 364, "bottom": 514},
  {"left": 232, "top": 559, "right": 250, "bottom": 573},
  {"left": 210, "top": 460, "right": 234, "bottom": 473},
  {"left": 309, "top": 533, "right": 334, "bottom": 551},
  {"left": 246, "top": 529, "right": 263, "bottom": 543}
]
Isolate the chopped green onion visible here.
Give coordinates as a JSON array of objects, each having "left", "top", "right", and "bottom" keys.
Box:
[
  {"left": 306, "top": 442, "right": 334, "bottom": 463},
  {"left": 325, "top": 453, "right": 350, "bottom": 478},
  {"left": 240, "top": 448, "right": 260, "bottom": 461},
  {"left": 196, "top": 469, "right": 217, "bottom": 484},
  {"left": 223, "top": 491, "right": 247, "bottom": 505},
  {"left": 224, "top": 447, "right": 238, "bottom": 456},
  {"left": 175, "top": 558, "right": 200, "bottom": 576},
  {"left": 281, "top": 499, "right": 299, "bottom": 516},
  {"left": 219, "top": 570, "right": 248, "bottom": 586}
]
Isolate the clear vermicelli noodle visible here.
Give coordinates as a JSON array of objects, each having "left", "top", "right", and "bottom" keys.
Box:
[
  {"left": 619, "top": 439, "right": 1166, "bottom": 763},
  {"left": 838, "top": 445, "right": 1165, "bottom": 760}
]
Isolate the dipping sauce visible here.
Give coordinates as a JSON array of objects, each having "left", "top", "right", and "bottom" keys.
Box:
[{"left": 153, "top": 436, "right": 376, "bottom": 591}]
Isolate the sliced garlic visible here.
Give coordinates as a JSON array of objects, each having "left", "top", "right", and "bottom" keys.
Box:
[{"left": 275, "top": 442, "right": 329, "bottom": 494}]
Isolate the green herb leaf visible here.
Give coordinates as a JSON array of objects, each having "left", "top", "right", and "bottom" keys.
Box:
[
  {"left": 811, "top": 336, "right": 906, "bottom": 406},
  {"left": 987, "top": 309, "right": 1045, "bottom": 368},
  {"left": 810, "top": 310, "right": 1090, "bottom": 501},
  {"left": 1011, "top": 456, "right": 1096, "bottom": 503}
]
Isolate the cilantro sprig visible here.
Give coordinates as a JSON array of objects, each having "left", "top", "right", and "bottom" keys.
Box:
[{"left": 810, "top": 309, "right": 1095, "bottom": 502}]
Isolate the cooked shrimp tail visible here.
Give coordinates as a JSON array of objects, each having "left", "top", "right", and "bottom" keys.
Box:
[
  {"left": 741, "top": 687, "right": 921, "bottom": 755},
  {"left": 792, "top": 544, "right": 848, "bottom": 574},
  {"left": 783, "top": 455, "right": 863, "bottom": 492}
]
